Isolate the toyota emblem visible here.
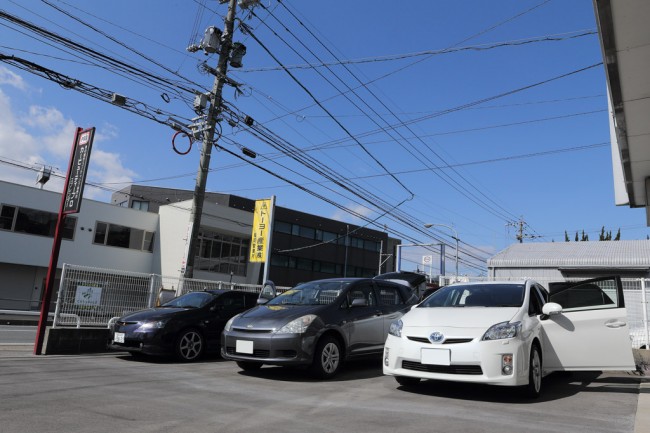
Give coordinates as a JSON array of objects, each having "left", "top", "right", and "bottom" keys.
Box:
[{"left": 429, "top": 331, "right": 445, "bottom": 343}]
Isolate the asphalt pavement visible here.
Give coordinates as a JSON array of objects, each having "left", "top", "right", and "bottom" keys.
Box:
[{"left": 1, "top": 326, "right": 649, "bottom": 433}]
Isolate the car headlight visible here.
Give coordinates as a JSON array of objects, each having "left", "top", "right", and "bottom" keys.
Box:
[
  {"left": 388, "top": 319, "right": 403, "bottom": 337},
  {"left": 135, "top": 320, "right": 167, "bottom": 332},
  {"left": 482, "top": 321, "right": 521, "bottom": 341},
  {"left": 275, "top": 314, "right": 317, "bottom": 334},
  {"left": 224, "top": 314, "right": 241, "bottom": 332}
]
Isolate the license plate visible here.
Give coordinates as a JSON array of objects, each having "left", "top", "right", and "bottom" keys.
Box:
[
  {"left": 421, "top": 348, "right": 450, "bottom": 365},
  {"left": 236, "top": 340, "right": 254, "bottom": 354},
  {"left": 114, "top": 332, "right": 125, "bottom": 344}
]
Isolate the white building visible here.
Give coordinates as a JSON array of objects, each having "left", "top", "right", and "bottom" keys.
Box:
[
  {"left": 488, "top": 240, "right": 650, "bottom": 281},
  {"left": 0, "top": 180, "right": 260, "bottom": 310}
]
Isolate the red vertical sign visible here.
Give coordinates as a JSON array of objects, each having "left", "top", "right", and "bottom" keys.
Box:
[{"left": 34, "top": 127, "right": 95, "bottom": 355}]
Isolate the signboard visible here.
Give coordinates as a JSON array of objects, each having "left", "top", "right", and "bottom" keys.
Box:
[
  {"left": 74, "top": 285, "right": 102, "bottom": 307},
  {"left": 63, "top": 127, "right": 95, "bottom": 214},
  {"left": 422, "top": 255, "right": 433, "bottom": 265},
  {"left": 249, "top": 199, "right": 272, "bottom": 263}
]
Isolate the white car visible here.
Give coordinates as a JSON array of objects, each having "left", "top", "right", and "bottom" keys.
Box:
[{"left": 383, "top": 277, "right": 635, "bottom": 398}]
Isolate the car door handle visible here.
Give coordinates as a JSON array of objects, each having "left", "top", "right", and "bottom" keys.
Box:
[{"left": 605, "top": 320, "right": 627, "bottom": 328}]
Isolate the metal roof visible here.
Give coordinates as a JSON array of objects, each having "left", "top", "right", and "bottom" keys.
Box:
[
  {"left": 594, "top": 0, "right": 650, "bottom": 212},
  {"left": 488, "top": 240, "right": 650, "bottom": 269}
]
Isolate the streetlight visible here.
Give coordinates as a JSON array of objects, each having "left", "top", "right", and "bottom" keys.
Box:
[{"left": 424, "top": 223, "right": 459, "bottom": 281}]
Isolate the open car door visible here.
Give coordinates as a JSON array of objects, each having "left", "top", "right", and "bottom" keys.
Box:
[{"left": 540, "top": 276, "right": 635, "bottom": 372}]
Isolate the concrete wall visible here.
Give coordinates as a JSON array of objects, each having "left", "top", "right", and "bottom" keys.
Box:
[
  {"left": 157, "top": 200, "right": 262, "bottom": 284},
  {"left": 42, "top": 327, "right": 111, "bottom": 355}
]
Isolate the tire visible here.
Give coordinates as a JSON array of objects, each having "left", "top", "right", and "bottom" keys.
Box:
[
  {"left": 395, "top": 376, "right": 420, "bottom": 387},
  {"left": 175, "top": 328, "right": 205, "bottom": 362},
  {"left": 525, "top": 344, "right": 542, "bottom": 398},
  {"left": 310, "top": 335, "right": 342, "bottom": 379},
  {"left": 236, "top": 361, "right": 263, "bottom": 372}
]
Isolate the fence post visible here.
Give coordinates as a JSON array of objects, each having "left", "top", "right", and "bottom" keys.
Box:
[
  {"left": 642, "top": 278, "right": 650, "bottom": 350},
  {"left": 147, "top": 274, "right": 157, "bottom": 308},
  {"left": 51, "top": 263, "right": 68, "bottom": 328}
]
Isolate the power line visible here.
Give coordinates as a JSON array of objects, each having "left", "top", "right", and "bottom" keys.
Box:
[{"left": 240, "top": 29, "right": 598, "bottom": 72}]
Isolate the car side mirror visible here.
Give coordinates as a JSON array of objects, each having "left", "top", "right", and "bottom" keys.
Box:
[
  {"left": 541, "top": 302, "right": 562, "bottom": 320},
  {"left": 351, "top": 298, "right": 368, "bottom": 307}
]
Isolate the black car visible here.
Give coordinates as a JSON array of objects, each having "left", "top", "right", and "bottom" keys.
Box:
[
  {"left": 110, "top": 290, "right": 258, "bottom": 361},
  {"left": 221, "top": 278, "right": 417, "bottom": 378}
]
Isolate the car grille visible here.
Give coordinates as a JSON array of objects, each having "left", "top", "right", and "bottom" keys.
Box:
[
  {"left": 225, "top": 347, "right": 296, "bottom": 359},
  {"left": 407, "top": 336, "right": 474, "bottom": 344},
  {"left": 114, "top": 341, "right": 141, "bottom": 349},
  {"left": 116, "top": 320, "right": 139, "bottom": 326},
  {"left": 402, "top": 360, "right": 482, "bottom": 375},
  {"left": 231, "top": 328, "right": 273, "bottom": 333}
]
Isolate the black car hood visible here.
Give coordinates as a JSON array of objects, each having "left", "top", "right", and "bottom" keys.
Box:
[
  {"left": 120, "top": 307, "right": 191, "bottom": 322},
  {"left": 233, "top": 304, "right": 326, "bottom": 330}
]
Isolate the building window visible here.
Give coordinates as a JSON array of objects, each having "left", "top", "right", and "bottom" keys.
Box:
[
  {"left": 196, "top": 229, "right": 249, "bottom": 276},
  {"left": 299, "top": 226, "right": 315, "bottom": 239},
  {"left": 131, "top": 200, "right": 149, "bottom": 211},
  {"left": 0, "top": 204, "right": 76, "bottom": 240},
  {"left": 93, "top": 221, "right": 154, "bottom": 252},
  {"left": 274, "top": 221, "right": 292, "bottom": 234}
]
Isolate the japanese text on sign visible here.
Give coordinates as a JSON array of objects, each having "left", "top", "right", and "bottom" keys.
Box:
[{"left": 249, "top": 199, "right": 271, "bottom": 263}]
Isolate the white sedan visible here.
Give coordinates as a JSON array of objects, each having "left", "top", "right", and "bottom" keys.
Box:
[{"left": 383, "top": 277, "right": 635, "bottom": 398}]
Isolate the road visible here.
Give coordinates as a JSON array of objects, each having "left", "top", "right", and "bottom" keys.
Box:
[
  {"left": 0, "top": 347, "right": 645, "bottom": 433},
  {"left": 0, "top": 325, "right": 36, "bottom": 344}
]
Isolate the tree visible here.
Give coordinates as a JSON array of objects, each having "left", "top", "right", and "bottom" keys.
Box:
[
  {"left": 575, "top": 231, "right": 579, "bottom": 242},
  {"left": 565, "top": 231, "right": 570, "bottom": 242}
]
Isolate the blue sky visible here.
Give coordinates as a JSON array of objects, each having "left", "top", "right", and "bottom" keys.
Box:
[{"left": 0, "top": 0, "right": 646, "bottom": 276}]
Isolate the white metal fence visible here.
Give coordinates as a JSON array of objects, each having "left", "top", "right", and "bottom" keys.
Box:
[
  {"left": 52, "top": 264, "right": 287, "bottom": 328},
  {"left": 52, "top": 265, "right": 650, "bottom": 349},
  {"left": 440, "top": 275, "right": 650, "bottom": 349}
]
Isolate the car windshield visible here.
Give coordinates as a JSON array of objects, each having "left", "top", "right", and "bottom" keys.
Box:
[
  {"left": 162, "top": 292, "right": 215, "bottom": 308},
  {"left": 419, "top": 283, "right": 524, "bottom": 308},
  {"left": 267, "top": 281, "right": 351, "bottom": 306}
]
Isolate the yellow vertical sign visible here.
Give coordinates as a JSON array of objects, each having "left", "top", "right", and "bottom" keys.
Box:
[{"left": 250, "top": 199, "right": 271, "bottom": 262}]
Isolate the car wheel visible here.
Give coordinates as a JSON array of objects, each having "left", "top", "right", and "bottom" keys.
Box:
[
  {"left": 395, "top": 376, "right": 420, "bottom": 387},
  {"left": 310, "top": 335, "right": 342, "bottom": 379},
  {"left": 525, "top": 344, "right": 542, "bottom": 398},
  {"left": 175, "top": 328, "right": 205, "bottom": 362},
  {"left": 236, "top": 361, "right": 263, "bottom": 372}
]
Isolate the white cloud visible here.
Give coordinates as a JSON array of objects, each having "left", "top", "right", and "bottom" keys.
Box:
[
  {"left": 95, "top": 122, "right": 119, "bottom": 142},
  {"left": 330, "top": 203, "right": 375, "bottom": 225},
  {"left": 0, "top": 66, "right": 27, "bottom": 90},
  {"left": 0, "top": 81, "right": 136, "bottom": 201}
]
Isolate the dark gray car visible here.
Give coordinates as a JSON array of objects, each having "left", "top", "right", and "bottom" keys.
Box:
[{"left": 221, "top": 277, "right": 416, "bottom": 378}]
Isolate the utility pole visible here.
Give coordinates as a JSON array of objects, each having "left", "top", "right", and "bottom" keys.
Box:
[
  {"left": 507, "top": 217, "right": 539, "bottom": 243},
  {"left": 182, "top": 0, "right": 238, "bottom": 279}
]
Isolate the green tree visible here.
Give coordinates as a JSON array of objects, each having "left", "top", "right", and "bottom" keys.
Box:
[{"left": 565, "top": 231, "right": 570, "bottom": 242}]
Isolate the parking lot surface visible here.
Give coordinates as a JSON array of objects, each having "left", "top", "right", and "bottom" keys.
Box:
[{"left": 0, "top": 345, "right": 647, "bottom": 433}]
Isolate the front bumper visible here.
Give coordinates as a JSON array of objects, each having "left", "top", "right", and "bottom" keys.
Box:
[
  {"left": 109, "top": 324, "right": 172, "bottom": 356},
  {"left": 383, "top": 333, "right": 529, "bottom": 387},
  {"left": 221, "top": 329, "right": 317, "bottom": 366}
]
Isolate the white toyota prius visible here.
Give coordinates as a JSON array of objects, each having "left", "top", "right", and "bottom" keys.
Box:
[{"left": 382, "top": 277, "right": 635, "bottom": 398}]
